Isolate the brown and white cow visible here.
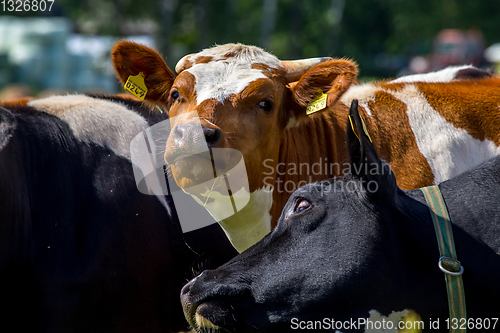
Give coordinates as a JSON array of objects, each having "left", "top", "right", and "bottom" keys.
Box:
[{"left": 112, "top": 41, "right": 500, "bottom": 252}]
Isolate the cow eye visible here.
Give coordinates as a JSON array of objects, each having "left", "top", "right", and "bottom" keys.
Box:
[
  {"left": 169, "top": 90, "right": 180, "bottom": 103},
  {"left": 257, "top": 99, "right": 273, "bottom": 113},
  {"left": 294, "top": 198, "right": 312, "bottom": 213}
]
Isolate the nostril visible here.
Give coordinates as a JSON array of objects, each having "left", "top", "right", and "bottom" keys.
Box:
[
  {"left": 172, "top": 124, "right": 186, "bottom": 141},
  {"left": 203, "top": 127, "right": 221, "bottom": 146}
]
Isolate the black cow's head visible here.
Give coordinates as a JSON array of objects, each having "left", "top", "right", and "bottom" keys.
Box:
[{"left": 180, "top": 100, "right": 445, "bottom": 332}]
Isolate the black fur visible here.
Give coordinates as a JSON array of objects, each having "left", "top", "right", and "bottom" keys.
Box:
[
  {"left": 180, "top": 100, "right": 500, "bottom": 332},
  {"left": 0, "top": 95, "right": 236, "bottom": 332}
]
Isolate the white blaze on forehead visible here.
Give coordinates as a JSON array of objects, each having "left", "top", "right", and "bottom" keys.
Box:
[
  {"left": 181, "top": 43, "right": 282, "bottom": 69},
  {"left": 180, "top": 44, "right": 282, "bottom": 105},
  {"left": 29, "top": 95, "right": 148, "bottom": 159},
  {"left": 390, "top": 85, "right": 500, "bottom": 183},
  {"left": 188, "top": 62, "right": 268, "bottom": 105}
]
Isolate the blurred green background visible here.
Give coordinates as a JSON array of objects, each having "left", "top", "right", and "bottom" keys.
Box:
[{"left": 1, "top": 0, "right": 500, "bottom": 99}]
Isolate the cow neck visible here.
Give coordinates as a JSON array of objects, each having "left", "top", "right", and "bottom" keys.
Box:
[
  {"left": 271, "top": 107, "right": 350, "bottom": 228},
  {"left": 218, "top": 185, "right": 273, "bottom": 253}
]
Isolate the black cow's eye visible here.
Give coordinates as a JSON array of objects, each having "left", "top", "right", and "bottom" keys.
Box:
[
  {"left": 257, "top": 99, "right": 273, "bottom": 113},
  {"left": 294, "top": 199, "right": 312, "bottom": 213}
]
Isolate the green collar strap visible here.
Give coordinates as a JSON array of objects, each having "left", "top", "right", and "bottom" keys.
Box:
[{"left": 421, "top": 185, "right": 466, "bottom": 333}]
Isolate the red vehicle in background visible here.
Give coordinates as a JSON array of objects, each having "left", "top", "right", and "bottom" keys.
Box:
[{"left": 408, "top": 29, "right": 486, "bottom": 74}]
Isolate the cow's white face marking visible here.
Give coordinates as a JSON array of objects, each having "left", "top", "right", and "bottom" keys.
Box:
[
  {"left": 29, "top": 95, "right": 148, "bottom": 159},
  {"left": 390, "top": 65, "right": 475, "bottom": 83},
  {"left": 188, "top": 62, "right": 268, "bottom": 105},
  {"left": 391, "top": 85, "right": 500, "bottom": 183},
  {"left": 172, "top": 44, "right": 280, "bottom": 250},
  {"left": 179, "top": 44, "right": 282, "bottom": 105}
]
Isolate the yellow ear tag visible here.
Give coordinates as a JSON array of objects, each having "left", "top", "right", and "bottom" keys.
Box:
[
  {"left": 124, "top": 72, "right": 148, "bottom": 100},
  {"left": 306, "top": 92, "right": 327, "bottom": 115}
]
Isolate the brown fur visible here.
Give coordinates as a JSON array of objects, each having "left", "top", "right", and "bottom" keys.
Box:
[
  {"left": 291, "top": 60, "right": 358, "bottom": 113},
  {"left": 364, "top": 91, "right": 435, "bottom": 189},
  {"left": 271, "top": 109, "right": 350, "bottom": 227},
  {"left": 0, "top": 97, "right": 35, "bottom": 108},
  {"left": 416, "top": 79, "right": 500, "bottom": 144},
  {"left": 194, "top": 56, "right": 214, "bottom": 65},
  {"left": 111, "top": 41, "right": 176, "bottom": 106}
]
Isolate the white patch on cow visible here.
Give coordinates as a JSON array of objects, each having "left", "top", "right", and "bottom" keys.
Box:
[
  {"left": 390, "top": 85, "right": 500, "bottom": 183},
  {"left": 183, "top": 43, "right": 282, "bottom": 70},
  {"left": 390, "top": 65, "right": 475, "bottom": 83},
  {"left": 211, "top": 185, "right": 273, "bottom": 253},
  {"left": 191, "top": 186, "right": 251, "bottom": 222},
  {"left": 365, "top": 309, "right": 412, "bottom": 333},
  {"left": 339, "top": 83, "right": 378, "bottom": 116},
  {"left": 182, "top": 44, "right": 282, "bottom": 105},
  {"left": 29, "top": 95, "right": 148, "bottom": 159},
  {"left": 285, "top": 114, "right": 297, "bottom": 129},
  {"left": 189, "top": 62, "right": 267, "bottom": 105}
]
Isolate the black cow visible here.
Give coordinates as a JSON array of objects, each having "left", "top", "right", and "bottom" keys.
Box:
[
  {"left": 0, "top": 94, "right": 236, "bottom": 332},
  {"left": 180, "top": 100, "right": 500, "bottom": 332}
]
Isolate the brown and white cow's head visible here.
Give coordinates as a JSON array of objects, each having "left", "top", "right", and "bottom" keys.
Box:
[{"left": 112, "top": 41, "right": 357, "bottom": 251}]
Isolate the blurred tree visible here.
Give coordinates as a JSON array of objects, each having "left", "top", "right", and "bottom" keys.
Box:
[
  {"left": 260, "top": 0, "right": 277, "bottom": 49},
  {"left": 14, "top": 0, "right": 500, "bottom": 77}
]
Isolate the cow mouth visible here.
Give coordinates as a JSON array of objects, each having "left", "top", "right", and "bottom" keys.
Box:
[
  {"left": 167, "top": 153, "right": 198, "bottom": 164},
  {"left": 186, "top": 302, "right": 235, "bottom": 333},
  {"left": 167, "top": 152, "right": 222, "bottom": 187},
  {"left": 167, "top": 149, "right": 241, "bottom": 190}
]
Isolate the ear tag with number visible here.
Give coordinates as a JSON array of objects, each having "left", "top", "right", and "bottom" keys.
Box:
[
  {"left": 124, "top": 72, "right": 148, "bottom": 100},
  {"left": 306, "top": 91, "right": 327, "bottom": 115}
]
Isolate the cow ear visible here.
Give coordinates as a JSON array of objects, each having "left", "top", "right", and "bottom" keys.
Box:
[
  {"left": 112, "top": 41, "right": 176, "bottom": 105},
  {"left": 288, "top": 59, "right": 357, "bottom": 125},
  {"left": 347, "top": 100, "right": 398, "bottom": 199}
]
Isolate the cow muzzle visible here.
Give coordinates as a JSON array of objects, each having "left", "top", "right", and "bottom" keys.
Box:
[
  {"left": 165, "top": 122, "right": 221, "bottom": 164},
  {"left": 181, "top": 275, "right": 224, "bottom": 332},
  {"left": 180, "top": 272, "right": 250, "bottom": 332},
  {"left": 164, "top": 121, "right": 226, "bottom": 186}
]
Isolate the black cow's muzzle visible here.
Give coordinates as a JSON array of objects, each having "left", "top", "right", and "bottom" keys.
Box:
[{"left": 180, "top": 271, "right": 251, "bottom": 332}]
